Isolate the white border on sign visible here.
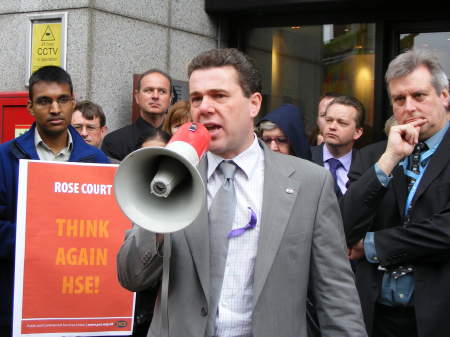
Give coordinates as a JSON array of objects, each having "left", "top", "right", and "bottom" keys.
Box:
[
  {"left": 26, "top": 12, "right": 68, "bottom": 86},
  {"left": 13, "top": 160, "right": 131, "bottom": 337},
  {"left": 13, "top": 159, "right": 30, "bottom": 337}
]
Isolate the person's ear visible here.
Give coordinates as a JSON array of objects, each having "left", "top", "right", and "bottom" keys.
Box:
[
  {"left": 439, "top": 88, "right": 449, "bottom": 110},
  {"left": 100, "top": 126, "right": 108, "bottom": 138},
  {"left": 353, "top": 127, "right": 364, "bottom": 141},
  {"left": 70, "top": 95, "right": 76, "bottom": 112},
  {"left": 249, "top": 92, "right": 262, "bottom": 119},
  {"left": 27, "top": 100, "right": 35, "bottom": 117},
  {"left": 134, "top": 89, "right": 141, "bottom": 105}
]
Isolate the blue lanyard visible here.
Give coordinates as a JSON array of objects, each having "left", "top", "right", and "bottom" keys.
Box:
[{"left": 399, "top": 146, "right": 435, "bottom": 214}]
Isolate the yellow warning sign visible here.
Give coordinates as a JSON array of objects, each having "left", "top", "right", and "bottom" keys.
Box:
[
  {"left": 31, "top": 23, "right": 62, "bottom": 73},
  {"left": 41, "top": 25, "right": 56, "bottom": 41}
]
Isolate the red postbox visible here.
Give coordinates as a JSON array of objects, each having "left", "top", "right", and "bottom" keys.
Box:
[{"left": 0, "top": 92, "right": 33, "bottom": 143}]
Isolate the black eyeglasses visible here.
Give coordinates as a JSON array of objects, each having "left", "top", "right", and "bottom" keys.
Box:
[
  {"left": 261, "top": 136, "right": 289, "bottom": 145},
  {"left": 34, "top": 95, "right": 74, "bottom": 107}
]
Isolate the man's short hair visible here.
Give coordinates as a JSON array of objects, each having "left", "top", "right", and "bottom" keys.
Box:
[
  {"left": 385, "top": 49, "right": 449, "bottom": 97},
  {"left": 319, "top": 92, "right": 341, "bottom": 103},
  {"left": 74, "top": 100, "right": 106, "bottom": 127},
  {"left": 28, "top": 66, "right": 73, "bottom": 100},
  {"left": 187, "top": 48, "right": 262, "bottom": 98},
  {"left": 136, "top": 68, "right": 173, "bottom": 95},
  {"left": 326, "top": 95, "right": 366, "bottom": 128}
]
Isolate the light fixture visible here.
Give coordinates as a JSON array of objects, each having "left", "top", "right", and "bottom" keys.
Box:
[{"left": 291, "top": 26, "right": 301, "bottom": 30}]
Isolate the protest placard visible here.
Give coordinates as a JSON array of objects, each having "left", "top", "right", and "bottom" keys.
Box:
[{"left": 14, "top": 160, "right": 134, "bottom": 336}]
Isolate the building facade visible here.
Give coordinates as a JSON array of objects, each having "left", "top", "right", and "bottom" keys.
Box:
[
  {"left": 0, "top": 0, "right": 223, "bottom": 132},
  {"left": 1, "top": 0, "right": 449, "bottom": 142}
]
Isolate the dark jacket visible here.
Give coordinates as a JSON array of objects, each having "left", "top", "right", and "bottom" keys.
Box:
[
  {"left": 101, "top": 117, "right": 157, "bottom": 162},
  {"left": 0, "top": 124, "right": 109, "bottom": 335},
  {"left": 340, "top": 128, "right": 450, "bottom": 337},
  {"left": 261, "top": 104, "right": 311, "bottom": 160}
]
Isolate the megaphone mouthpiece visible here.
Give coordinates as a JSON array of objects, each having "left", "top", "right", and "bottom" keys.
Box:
[
  {"left": 152, "top": 181, "right": 167, "bottom": 196},
  {"left": 150, "top": 157, "right": 188, "bottom": 198}
]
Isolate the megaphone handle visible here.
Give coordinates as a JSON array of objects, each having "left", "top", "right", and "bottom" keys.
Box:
[{"left": 161, "top": 234, "right": 171, "bottom": 337}]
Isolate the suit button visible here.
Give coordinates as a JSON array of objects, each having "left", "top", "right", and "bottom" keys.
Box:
[{"left": 200, "top": 307, "right": 208, "bottom": 316}]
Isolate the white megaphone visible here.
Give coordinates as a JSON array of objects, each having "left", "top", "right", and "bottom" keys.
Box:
[{"left": 114, "top": 122, "right": 210, "bottom": 233}]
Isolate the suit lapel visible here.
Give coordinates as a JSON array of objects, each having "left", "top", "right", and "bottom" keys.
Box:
[
  {"left": 183, "top": 158, "right": 210, "bottom": 302},
  {"left": 311, "top": 144, "right": 324, "bottom": 166},
  {"left": 253, "top": 146, "right": 299, "bottom": 307},
  {"left": 350, "top": 148, "right": 358, "bottom": 164},
  {"left": 413, "top": 127, "right": 450, "bottom": 203}
]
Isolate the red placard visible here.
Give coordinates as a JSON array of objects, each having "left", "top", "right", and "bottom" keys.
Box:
[{"left": 14, "top": 160, "right": 134, "bottom": 336}]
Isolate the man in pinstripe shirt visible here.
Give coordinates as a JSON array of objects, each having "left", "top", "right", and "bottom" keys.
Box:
[{"left": 117, "top": 48, "right": 366, "bottom": 337}]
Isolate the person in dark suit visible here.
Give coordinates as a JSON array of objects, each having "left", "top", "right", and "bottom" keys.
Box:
[
  {"left": 101, "top": 69, "right": 173, "bottom": 161},
  {"left": 341, "top": 49, "right": 450, "bottom": 337},
  {"left": 311, "top": 95, "right": 364, "bottom": 196}
]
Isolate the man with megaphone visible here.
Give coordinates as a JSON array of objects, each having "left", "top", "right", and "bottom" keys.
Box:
[{"left": 117, "top": 48, "right": 367, "bottom": 337}]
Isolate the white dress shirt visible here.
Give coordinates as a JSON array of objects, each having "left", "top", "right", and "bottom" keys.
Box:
[{"left": 206, "top": 135, "right": 264, "bottom": 337}]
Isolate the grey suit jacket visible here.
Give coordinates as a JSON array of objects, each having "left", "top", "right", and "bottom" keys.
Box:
[{"left": 117, "top": 143, "right": 366, "bottom": 337}]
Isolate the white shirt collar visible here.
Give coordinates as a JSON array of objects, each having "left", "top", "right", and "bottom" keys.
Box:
[{"left": 207, "top": 134, "right": 263, "bottom": 181}]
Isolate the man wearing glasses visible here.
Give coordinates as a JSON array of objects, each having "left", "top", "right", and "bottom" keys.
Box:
[
  {"left": 0, "top": 65, "right": 109, "bottom": 337},
  {"left": 311, "top": 95, "right": 365, "bottom": 197},
  {"left": 72, "top": 100, "right": 108, "bottom": 148}
]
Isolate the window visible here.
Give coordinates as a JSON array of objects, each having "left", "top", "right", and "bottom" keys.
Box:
[{"left": 246, "top": 23, "right": 376, "bottom": 143}]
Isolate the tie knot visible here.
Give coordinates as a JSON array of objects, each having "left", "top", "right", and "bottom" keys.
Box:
[
  {"left": 327, "top": 158, "right": 342, "bottom": 171},
  {"left": 219, "top": 160, "right": 237, "bottom": 180},
  {"left": 413, "top": 142, "right": 428, "bottom": 154}
]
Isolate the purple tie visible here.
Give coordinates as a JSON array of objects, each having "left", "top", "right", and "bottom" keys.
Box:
[
  {"left": 228, "top": 207, "right": 257, "bottom": 238},
  {"left": 327, "top": 158, "right": 343, "bottom": 197}
]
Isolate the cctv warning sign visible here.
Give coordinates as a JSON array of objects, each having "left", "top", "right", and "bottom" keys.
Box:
[{"left": 31, "top": 23, "right": 62, "bottom": 73}]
